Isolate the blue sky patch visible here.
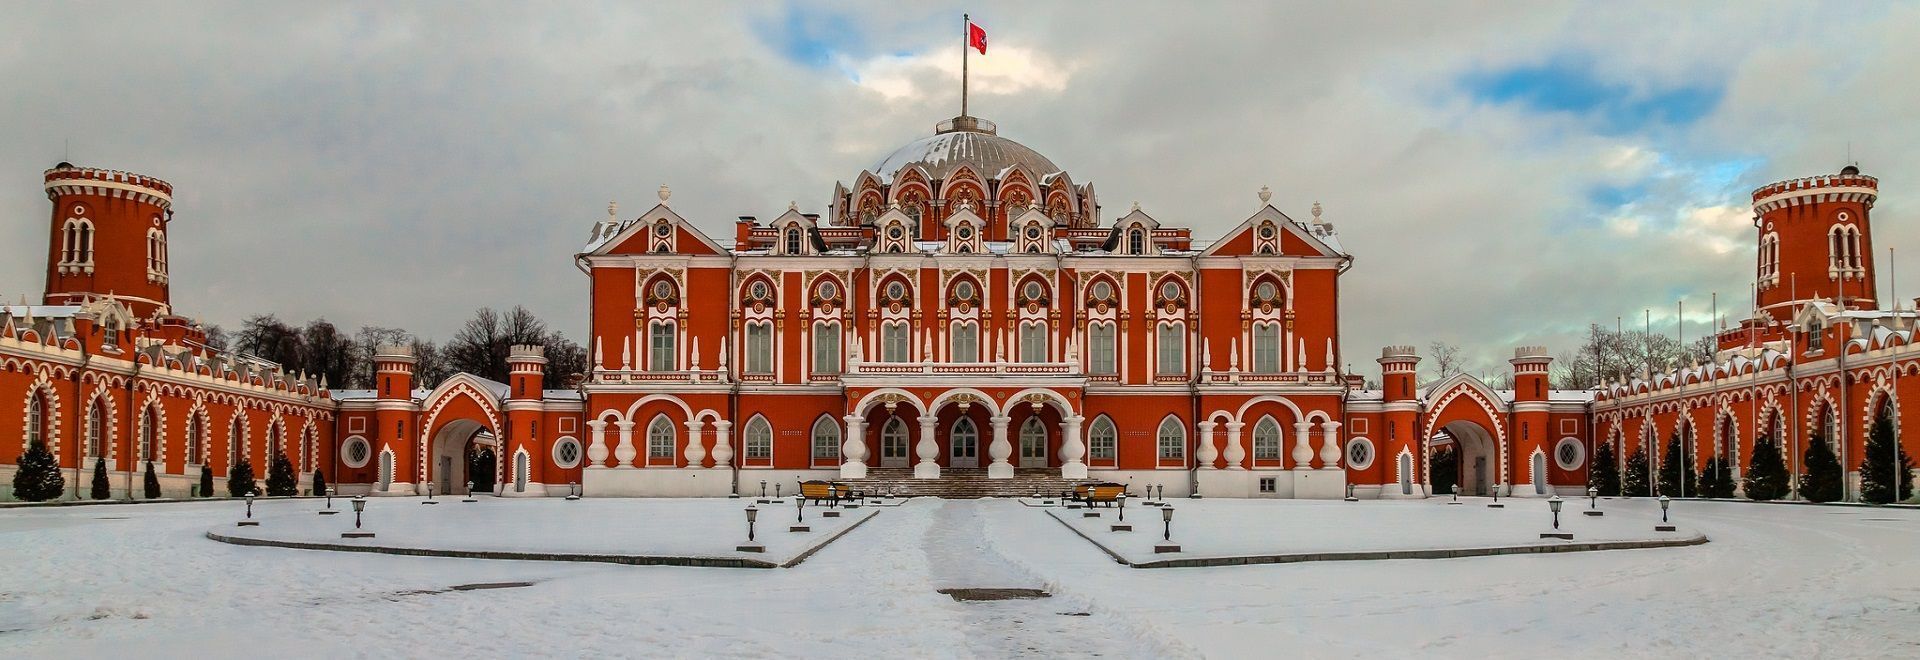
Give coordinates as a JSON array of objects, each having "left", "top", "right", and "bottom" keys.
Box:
[
  {"left": 1464, "top": 59, "right": 1723, "bottom": 133},
  {"left": 752, "top": 3, "right": 868, "bottom": 70}
]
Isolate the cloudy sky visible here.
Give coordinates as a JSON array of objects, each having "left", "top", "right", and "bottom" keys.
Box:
[{"left": 3, "top": 1, "right": 1918, "bottom": 376}]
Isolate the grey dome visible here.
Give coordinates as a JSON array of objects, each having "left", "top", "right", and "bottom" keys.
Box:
[{"left": 869, "top": 117, "right": 1062, "bottom": 183}]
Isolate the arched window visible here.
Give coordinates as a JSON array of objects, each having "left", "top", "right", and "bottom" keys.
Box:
[
  {"left": 1821, "top": 405, "right": 1838, "bottom": 447},
  {"left": 230, "top": 416, "right": 246, "bottom": 466},
  {"left": 62, "top": 222, "right": 78, "bottom": 264},
  {"left": 950, "top": 322, "right": 979, "bottom": 362},
  {"left": 1156, "top": 323, "right": 1186, "bottom": 375},
  {"left": 1087, "top": 416, "right": 1116, "bottom": 460},
  {"left": 1019, "top": 416, "right": 1047, "bottom": 463},
  {"left": 1253, "top": 323, "right": 1281, "bottom": 373},
  {"left": 139, "top": 405, "right": 158, "bottom": 462},
  {"left": 811, "top": 417, "right": 840, "bottom": 461},
  {"left": 26, "top": 391, "right": 46, "bottom": 448},
  {"left": 1129, "top": 228, "right": 1146, "bottom": 255},
  {"left": 743, "top": 416, "right": 772, "bottom": 459},
  {"left": 78, "top": 222, "right": 94, "bottom": 263},
  {"left": 185, "top": 413, "right": 203, "bottom": 464},
  {"left": 1088, "top": 323, "right": 1116, "bottom": 375},
  {"left": 649, "top": 321, "right": 677, "bottom": 371},
  {"left": 86, "top": 398, "right": 105, "bottom": 458},
  {"left": 745, "top": 322, "right": 773, "bottom": 374},
  {"left": 785, "top": 228, "right": 803, "bottom": 255},
  {"left": 1156, "top": 417, "right": 1185, "bottom": 460},
  {"left": 1019, "top": 322, "right": 1047, "bottom": 363},
  {"left": 813, "top": 322, "right": 841, "bottom": 375},
  {"left": 267, "top": 421, "right": 283, "bottom": 458},
  {"left": 881, "top": 417, "right": 909, "bottom": 463},
  {"left": 881, "top": 321, "right": 911, "bottom": 362},
  {"left": 951, "top": 418, "right": 978, "bottom": 461},
  {"left": 1253, "top": 416, "right": 1281, "bottom": 460},
  {"left": 647, "top": 416, "right": 675, "bottom": 460}
]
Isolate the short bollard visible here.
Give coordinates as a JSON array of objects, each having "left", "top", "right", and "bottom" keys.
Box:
[
  {"left": 1111, "top": 494, "right": 1132, "bottom": 532},
  {"left": 463, "top": 481, "right": 477, "bottom": 503},
  {"left": 237, "top": 492, "right": 260, "bottom": 527},
  {"left": 737, "top": 506, "right": 764, "bottom": 553},
  {"left": 319, "top": 487, "right": 340, "bottom": 515},
  {"left": 1655, "top": 495, "right": 1676, "bottom": 531},
  {"left": 1153, "top": 506, "right": 1180, "bottom": 553},
  {"left": 790, "top": 497, "right": 810, "bottom": 533},
  {"left": 342, "top": 497, "right": 375, "bottom": 538}
]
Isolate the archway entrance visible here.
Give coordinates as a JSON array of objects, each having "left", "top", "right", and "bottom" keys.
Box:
[
  {"left": 1432, "top": 421, "right": 1499, "bottom": 496},
  {"left": 429, "top": 419, "right": 497, "bottom": 496}
]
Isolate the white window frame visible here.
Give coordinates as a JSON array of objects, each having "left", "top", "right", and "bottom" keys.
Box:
[
  {"left": 813, "top": 322, "right": 841, "bottom": 375},
  {"left": 743, "top": 416, "right": 773, "bottom": 460},
  {"left": 951, "top": 417, "right": 979, "bottom": 461},
  {"left": 1253, "top": 416, "right": 1281, "bottom": 460},
  {"left": 1156, "top": 323, "right": 1186, "bottom": 376},
  {"left": 646, "top": 415, "right": 676, "bottom": 462},
  {"left": 1156, "top": 416, "right": 1185, "bottom": 461},
  {"left": 552, "top": 436, "right": 583, "bottom": 469},
  {"left": 811, "top": 417, "right": 841, "bottom": 462},
  {"left": 1087, "top": 416, "right": 1116, "bottom": 461},
  {"left": 1253, "top": 322, "right": 1281, "bottom": 373},
  {"left": 649, "top": 321, "right": 677, "bottom": 372},
  {"left": 342, "top": 436, "right": 373, "bottom": 469},
  {"left": 950, "top": 322, "right": 979, "bottom": 362},
  {"left": 745, "top": 322, "right": 773, "bottom": 374},
  {"left": 1019, "top": 322, "right": 1047, "bottom": 363},
  {"left": 882, "top": 321, "right": 911, "bottom": 362},
  {"left": 1088, "top": 322, "right": 1117, "bottom": 374}
]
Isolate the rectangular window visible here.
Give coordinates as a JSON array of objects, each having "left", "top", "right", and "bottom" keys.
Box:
[
  {"left": 1253, "top": 324, "right": 1280, "bottom": 373},
  {"left": 648, "top": 322, "right": 676, "bottom": 372},
  {"left": 951, "top": 323, "right": 978, "bottom": 362},
  {"left": 1259, "top": 477, "right": 1277, "bottom": 493},
  {"left": 882, "top": 322, "right": 910, "bottom": 362},
  {"left": 1089, "top": 323, "right": 1116, "bottom": 374},
  {"left": 1019, "top": 323, "right": 1047, "bottom": 363},
  {"left": 813, "top": 324, "right": 841, "bottom": 375},
  {"left": 1157, "top": 324, "right": 1185, "bottom": 376},
  {"left": 745, "top": 323, "right": 772, "bottom": 374}
]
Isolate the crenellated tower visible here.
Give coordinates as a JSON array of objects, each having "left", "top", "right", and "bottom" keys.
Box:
[
  {"left": 1377, "top": 346, "right": 1424, "bottom": 498},
  {"left": 42, "top": 163, "right": 175, "bottom": 318},
  {"left": 1751, "top": 165, "right": 1879, "bottom": 321}
]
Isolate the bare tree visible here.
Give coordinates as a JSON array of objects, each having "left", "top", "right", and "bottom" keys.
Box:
[
  {"left": 1553, "top": 324, "right": 1718, "bottom": 389},
  {"left": 1425, "top": 341, "right": 1464, "bottom": 383},
  {"left": 300, "top": 319, "right": 355, "bottom": 388},
  {"left": 350, "top": 326, "right": 411, "bottom": 389},
  {"left": 411, "top": 338, "right": 451, "bottom": 387},
  {"left": 235, "top": 315, "right": 303, "bottom": 367}
]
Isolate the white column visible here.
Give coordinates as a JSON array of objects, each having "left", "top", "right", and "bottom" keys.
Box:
[
  {"left": 987, "top": 415, "right": 1014, "bottom": 478},
  {"left": 587, "top": 420, "right": 609, "bottom": 467},
  {"left": 1223, "top": 421, "right": 1246, "bottom": 470},
  {"left": 1059, "top": 415, "right": 1087, "bottom": 479},
  {"left": 841, "top": 415, "right": 869, "bottom": 479},
  {"left": 1196, "top": 420, "right": 1219, "bottom": 470},
  {"left": 614, "top": 421, "right": 637, "bottom": 468},
  {"left": 709, "top": 420, "right": 733, "bottom": 469},
  {"left": 915, "top": 414, "right": 941, "bottom": 479},
  {"left": 1319, "top": 421, "right": 1343, "bottom": 470},
  {"left": 1292, "top": 421, "right": 1314, "bottom": 470},
  {"left": 682, "top": 419, "right": 706, "bottom": 468}
]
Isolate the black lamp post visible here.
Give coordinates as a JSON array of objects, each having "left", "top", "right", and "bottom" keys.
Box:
[
  {"left": 1659, "top": 495, "right": 1670, "bottom": 523},
  {"left": 245, "top": 492, "right": 255, "bottom": 519},
  {"left": 1161, "top": 506, "right": 1175, "bottom": 541},
  {"left": 1492, "top": 483, "right": 1501, "bottom": 503},
  {"left": 324, "top": 487, "right": 334, "bottom": 509},
  {"left": 746, "top": 506, "right": 759, "bottom": 541},
  {"left": 352, "top": 496, "right": 366, "bottom": 529},
  {"left": 795, "top": 496, "right": 804, "bottom": 523},
  {"left": 1451, "top": 485, "right": 1459, "bottom": 502},
  {"left": 775, "top": 483, "right": 783, "bottom": 499},
  {"left": 1117, "top": 493, "right": 1126, "bottom": 521},
  {"left": 427, "top": 482, "right": 436, "bottom": 500},
  {"left": 760, "top": 480, "right": 768, "bottom": 498},
  {"left": 1588, "top": 486, "right": 1598, "bottom": 509},
  {"left": 1548, "top": 495, "right": 1563, "bottom": 530}
]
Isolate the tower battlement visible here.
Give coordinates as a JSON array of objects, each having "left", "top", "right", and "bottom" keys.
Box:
[
  {"left": 1751, "top": 170, "right": 1877, "bottom": 214},
  {"left": 43, "top": 164, "right": 173, "bottom": 207}
]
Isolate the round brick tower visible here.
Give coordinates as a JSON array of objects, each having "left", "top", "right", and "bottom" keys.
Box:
[
  {"left": 42, "top": 163, "right": 174, "bottom": 318},
  {"left": 1751, "top": 165, "right": 1879, "bottom": 322}
]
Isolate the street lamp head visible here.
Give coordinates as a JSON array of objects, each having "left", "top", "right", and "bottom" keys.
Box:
[
  {"left": 1548, "top": 495, "right": 1563, "bottom": 513},
  {"left": 351, "top": 497, "right": 366, "bottom": 513},
  {"left": 1587, "top": 486, "right": 1598, "bottom": 497},
  {"left": 1161, "top": 506, "right": 1175, "bottom": 522},
  {"left": 327, "top": 487, "right": 337, "bottom": 497},
  {"left": 1659, "top": 495, "right": 1670, "bottom": 510},
  {"left": 745, "top": 506, "right": 759, "bottom": 523}
]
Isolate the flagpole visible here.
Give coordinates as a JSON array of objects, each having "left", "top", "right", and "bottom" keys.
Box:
[{"left": 961, "top": 13, "right": 970, "bottom": 118}]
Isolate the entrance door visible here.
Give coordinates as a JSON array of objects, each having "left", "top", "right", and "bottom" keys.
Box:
[
  {"left": 438, "top": 456, "right": 453, "bottom": 495},
  {"left": 880, "top": 418, "right": 909, "bottom": 468},
  {"left": 1472, "top": 456, "right": 1488, "bottom": 496},
  {"left": 1018, "top": 417, "right": 1047, "bottom": 468}
]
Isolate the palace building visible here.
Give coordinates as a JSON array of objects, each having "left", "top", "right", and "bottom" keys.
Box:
[{"left": 3, "top": 117, "right": 1916, "bottom": 501}]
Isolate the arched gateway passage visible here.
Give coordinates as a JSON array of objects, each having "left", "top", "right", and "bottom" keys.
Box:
[
  {"left": 1431, "top": 421, "right": 1499, "bottom": 496},
  {"left": 429, "top": 419, "right": 498, "bottom": 496}
]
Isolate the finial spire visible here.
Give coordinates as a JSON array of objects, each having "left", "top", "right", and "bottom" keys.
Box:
[
  {"left": 607, "top": 201, "right": 617, "bottom": 218},
  {"left": 657, "top": 184, "right": 671, "bottom": 203},
  {"left": 1311, "top": 201, "right": 1323, "bottom": 222},
  {"left": 1258, "top": 186, "right": 1272, "bottom": 204}
]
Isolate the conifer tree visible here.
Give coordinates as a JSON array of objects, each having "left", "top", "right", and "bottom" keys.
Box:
[
  {"left": 1623, "top": 444, "right": 1651, "bottom": 497},
  {"left": 265, "top": 453, "right": 297, "bottom": 496},
  {"left": 1699, "top": 453, "right": 1736, "bottom": 499},
  {"left": 1860, "top": 411, "right": 1915, "bottom": 504},
  {"left": 1657, "top": 429, "right": 1699, "bottom": 497},
  {"left": 1745, "top": 437, "right": 1789, "bottom": 500},
  {"left": 90, "top": 457, "right": 110, "bottom": 499},
  {"left": 312, "top": 469, "right": 328, "bottom": 497},
  {"left": 10, "top": 440, "right": 65, "bottom": 502},
  {"left": 143, "top": 461, "right": 161, "bottom": 499},
  {"left": 227, "top": 456, "right": 256, "bottom": 497},
  {"left": 1590, "top": 441, "right": 1620, "bottom": 496},
  {"left": 1800, "top": 432, "right": 1844, "bottom": 503},
  {"left": 199, "top": 464, "right": 214, "bottom": 497}
]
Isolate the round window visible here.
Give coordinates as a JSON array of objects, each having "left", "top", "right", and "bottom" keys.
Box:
[
  {"left": 955, "top": 281, "right": 975, "bottom": 300},
  {"left": 653, "top": 281, "right": 672, "bottom": 299},
  {"left": 1160, "top": 281, "right": 1180, "bottom": 301},
  {"left": 750, "top": 281, "right": 769, "bottom": 299},
  {"left": 72, "top": 205, "right": 85, "bottom": 216},
  {"left": 1838, "top": 211, "right": 1851, "bottom": 221},
  {"left": 1025, "top": 225, "right": 1042, "bottom": 239},
  {"left": 957, "top": 225, "right": 973, "bottom": 240},
  {"left": 1259, "top": 224, "right": 1275, "bottom": 239},
  {"left": 1256, "top": 281, "right": 1278, "bottom": 302},
  {"left": 887, "top": 225, "right": 904, "bottom": 239},
  {"left": 1024, "top": 282, "right": 1043, "bottom": 301},
  {"left": 1346, "top": 438, "right": 1375, "bottom": 470},
  {"left": 887, "top": 281, "right": 907, "bottom": 300},
  {"left": 819, "top": 281, "right": 838, "bottom": 299},
  {"left": 1554, "top": 437, "right": 1586, "bottom": 470},
  {"left": 654, "top": 223, "right": 671, "bottom": 237},
  {"left": 342, "top": 437, "right": 372, "bottom": 469},
  {"left": 553, "top": 437, "right": 583, "bottom": 469},
  {"left": 1091, "top": 281, "right": 1112, "bottom": 300}
]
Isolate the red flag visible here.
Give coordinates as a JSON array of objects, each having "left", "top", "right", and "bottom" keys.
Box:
[{"left": 968, "top": 21, "right": 987, "bottom": 55}]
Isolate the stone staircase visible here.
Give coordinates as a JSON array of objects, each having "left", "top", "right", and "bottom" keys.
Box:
[{"left": 847, "top": 467, "right": 1094, "bottom": 499}]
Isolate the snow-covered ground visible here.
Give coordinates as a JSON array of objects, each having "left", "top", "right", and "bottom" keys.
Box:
[
  {"left": 2, "top": 497, "right": 1916, "bottom": 658},
  {"left": 215, "top": 496, "right": 878, "bottom": 564},
  {"left": 1042, "top": 497, "right": 1695, "bottom": 562}
]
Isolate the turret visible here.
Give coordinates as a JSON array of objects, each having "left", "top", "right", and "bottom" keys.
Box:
[
  {"left": 1509, "top": 346, "right": 1552, "bottom": 402},
  {"left": 1378, "top": 345, "right": 1420, "bottom": 401},
  {"left": 42, "top": 164, "right": 175, "bottom": 318},
  {"left": 1752, "top": 166, "right": 1879, "bottom": 322},
  {"left": 374, "top": 344, "right": 417, "bottom": 399},
  {"left": 507, "top": 344, "right": 548, "bottom": 399}
]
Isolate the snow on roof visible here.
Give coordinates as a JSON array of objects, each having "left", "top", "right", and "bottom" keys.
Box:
[
  {"left": 0, "top": 304, "right": 80, "bottom": 318},
  {"left": 329, "top": 390, "right": 378, "bottom": 401},
  {"left": 543, "top": 389, "right": 583, "bottom": 401}
]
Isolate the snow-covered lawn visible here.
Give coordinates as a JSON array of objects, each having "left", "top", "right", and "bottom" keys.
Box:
[
  {"left": 214, "top": 496, "right": 879, "bottom": 565},
  {"left": 1042, "top": 496, "right": 1696, "bottom": 563},
  {"left": 2, "top": 496, "right": 1916, "bottom": 657}
]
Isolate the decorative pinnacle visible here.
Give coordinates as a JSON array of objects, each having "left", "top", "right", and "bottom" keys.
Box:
[
  {"left": 657, "top": 184, "right": 671, "bottom": 203},
  {"left": 1258, "top": 185, "right": 1272, "bottom": 204},
  {"left": 1311, "top": 201, "right": 1323, "bottom": 222},
  {"left": 789, "top": 200, "right": 798, "bottom": 211},
  {"left": 1131, "top": 201, "right": 1141, "bottom": 212},
  {"left": 607, "top": 201, "right": 617, "bottom": 219}
]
